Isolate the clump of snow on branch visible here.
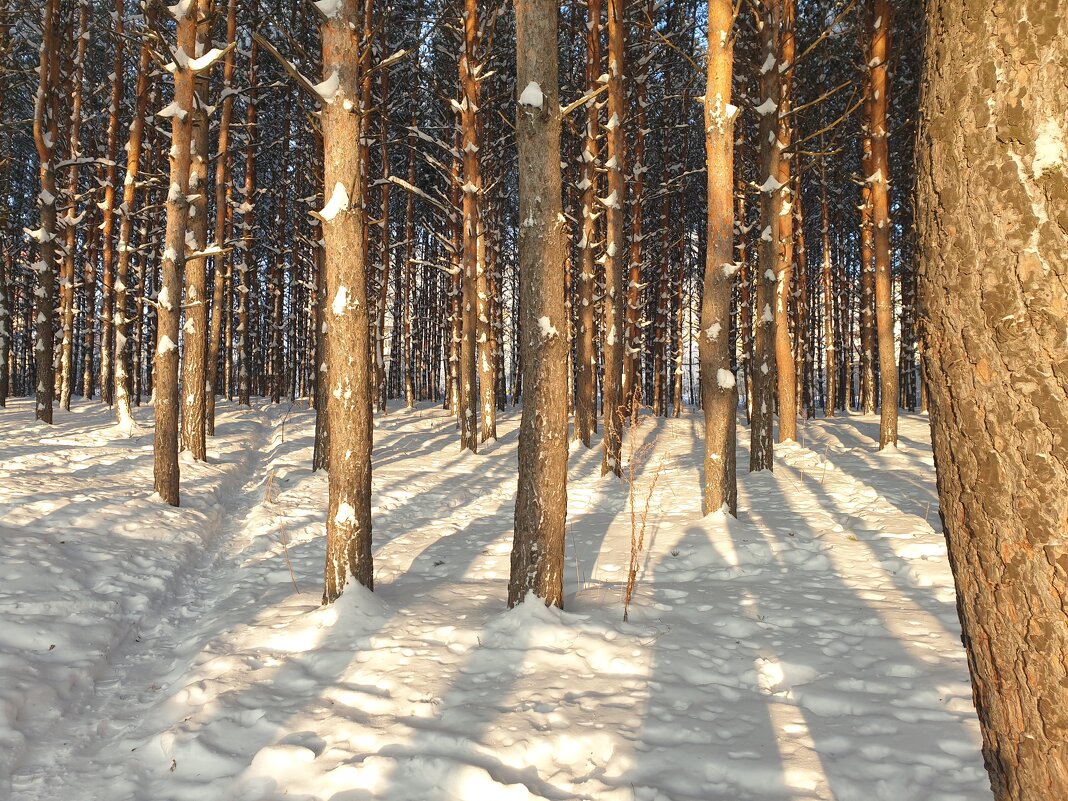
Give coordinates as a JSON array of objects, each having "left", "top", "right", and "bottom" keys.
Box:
[{"left": 518, "top": 81, "right": 544, "bottom": 109}]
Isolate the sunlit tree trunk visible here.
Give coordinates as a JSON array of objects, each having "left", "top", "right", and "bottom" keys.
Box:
[
  {"left": 321, "top": 0, "right": 373, "bottom": 602},
  {"left": 113, "top": 20, "right": 150, "bottom": 433},
  {"left": 180, "top": 4, "right": 216, "bottom": 461},
  {"left": 154, "top": 0, "right": 200, "bottom": 506},
  {"left": 869, "top": 0, "right": 896, "bottom": 447},
  {"left": 700, "top": 0, "right": 737, "bottom": 514},
  {"left": 773, "top": 0, "right": 796, "bottom": 442}
]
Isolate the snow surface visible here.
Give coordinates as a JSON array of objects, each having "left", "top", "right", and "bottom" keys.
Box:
[{"left": 0, "top": 400, "right": 987, "bottom": 800}]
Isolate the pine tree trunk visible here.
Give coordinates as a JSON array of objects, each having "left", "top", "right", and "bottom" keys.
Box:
[
  {"left": 773, "top": 0, "right": 796, "bottom": 442},
  {"left": 869, "top": 0, "right": 897, "bottom": 447},
  {"left": 57, "top": 2, "right": 88, "bottom": 412},
  {"left": 32, "top": 0, "right": 60, "bottom": 425},
  {"left": 236, "top": 40, "right": 257, "bottom": 408},
  {"left": 510, "top": 0, "right": 568, "bottom": 608},
  {"left": 859, "top": 72, "right": 877, "bottom": 414},
  {"left": 320, "top": 0, "right": 373, "bottom": 602},
  {"left": 154, "top": 0, "right": 200, "bottom": 506},
  {"left": 750, "top": 0, "right": 780, "bottom": 472},
  {"left": 574, "top": 0, "right": 601, "bottom": 448},
  {"left": 600, "top": 0, "right": 626, "bottom": 477},
  {"left": 917, "top": 4, "right": 1068, "bottom": 798},
  {"left": 699, "top": 0, "right": 737, "bottom": 515},
  {"left": 624, "top": 0, "right": 651, "bottom": 409},
  {"left": 206, "top": 0, "right": 237, "bottom": 436},
  {"left": 112, "top": 27, "right": 148, "bottom": 431},
  {"left": 94, "top": 0, "right": 124, "bottom": 406},
  {"left": 180, "top": 11, "right": 215, "bottom": 461},
  {"left": 458, "top": 0, "right": 481, "bottom": 451}
]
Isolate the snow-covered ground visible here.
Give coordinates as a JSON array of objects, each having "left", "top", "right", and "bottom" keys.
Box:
[{"left": 1, "top": 399, "right": 988, "bottom": 801}]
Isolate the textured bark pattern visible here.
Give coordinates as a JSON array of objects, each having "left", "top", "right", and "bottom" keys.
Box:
[
  {"left": 699, "top": 0, "right": 737, "bottom": 515},
  {"left": 154, "top": 1, "right": 199, "bottom": 506},
  {"left": 575, "top": 0, "right": 601, "bottom": 448},
  {"left": 869, "top": 0, "right": 897, "bottom": 447},
  {"left": 206, "top": 0, "right": 237, "bottom": 436},
  {"left": 774, "top": 0, "right": 796, "bottom": 443},
  {"left": 180, "top": 12, "right": 214, "bottom": 461},
  {"left": 917, "top": 3, "right": 1068, "bottom": 799},
  {"left": 32, "top": 0, "right": 59, "bottom": 425},
  {"left": 750, "top": 0, "right": 780, "bottom": 472},
  {"left": 321, "top": 0, "right": 373, "bottom": 602},
  {"left": 59, "top": 3, "right": 88, "bottom": 412},
  {"left": 600, "top": 0, "right": 626, "bottom": 477},
  {"left": 510, "top": 0, "right": 568, "bottom": 609},
  {"left": 113, "top": 36, "right": 151, "bottom": 431},
  {"left": 458, "top": 0, "right": 480, "bottom": 452}
]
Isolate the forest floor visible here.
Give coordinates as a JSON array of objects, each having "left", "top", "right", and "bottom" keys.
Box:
[{"left": 1, "top": 398, "right": 988, "bottom": 801}]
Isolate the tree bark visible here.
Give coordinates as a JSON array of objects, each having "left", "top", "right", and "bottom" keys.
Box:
[
  {"left": 32, "top": 0, "right": 60, "bottom": 425},
  {"left": 700, "top": 0, "right": 737, "bottom": 515},
  {"left": 510, "top": 0, "right": 568, "bottom": 609},
  {"left": 458, "top": 0, "right": 482, "bottom": 451},
  {"left": 154, "top": 0, "right": 200, "bottom": 506},
  {"left": 320, "top": 0, "right": 373, "bottom": 602},
  {"left": 574, "top": 0, "right": 601, "bottom": 448},
  {"left": 869, "top": 0, "right": 897, "bottom": 447},
  {"left": 773, "top": 0, "right": 796, "bottom": 442},
  {"left": 750, "top": 0, "right": 780, "bottom": 472},
  {"left": 206, "top": 0, "right": 237, "bottom": 436},
  {"left": 113, "top": 23, "right": 151, "bottom": 433},
  {"left": 601, "top": 0, "right": 626, "bottom": 477},
  {"left": 917, "top": 3, "right": 1068, "bottom": 799},
  {"left": 180, "top": 5, "right": 216, "bottom": 461}
]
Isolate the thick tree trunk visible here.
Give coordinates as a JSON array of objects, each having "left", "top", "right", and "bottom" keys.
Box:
[
  {"left": 179, "top": 9, "right": 215, "bottom": 461},
  {"left": 510, "top": 0, "right": 568, "bottom": 609},
  {"left": 154, "top": 0, "right": 200, "bottom": 506},
  {"left": 699, "top": 0, "right": 737, "bottom": 515},
  {"left": 869, "top": 0, "right": 897, "bottom": 447},
  {"left": 600, "top": 0, "right": 626, "bottom": 477},
  {"left": 320, "top": 0, "right": 373, "bottom": 602},
  {"left": 917, "top": 4, "right": 1068, "bottom": 799},
  {"left": 773, "top": 0, "right": 796, "bottom": 442}
]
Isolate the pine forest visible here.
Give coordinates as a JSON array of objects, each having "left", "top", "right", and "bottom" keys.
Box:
[{"left": 0, "top": 1, "right": 1064, "bottom": 799}]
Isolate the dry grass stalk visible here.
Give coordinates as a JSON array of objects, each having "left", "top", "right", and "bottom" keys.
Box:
[
  {"left": 623, "top": 388, "right": 665, "bottom": 622},
  {"left": 265, "top": 470, "right": 301, "bottom": 594}
]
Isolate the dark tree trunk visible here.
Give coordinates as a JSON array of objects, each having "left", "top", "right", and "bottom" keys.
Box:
[{"left": 509, "top": 0, "right": 569, "bottom": 609}]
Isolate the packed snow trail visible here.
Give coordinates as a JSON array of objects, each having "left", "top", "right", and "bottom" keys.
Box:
[{"left": 1, "top": 400, "right": 987, "bottom": 800}]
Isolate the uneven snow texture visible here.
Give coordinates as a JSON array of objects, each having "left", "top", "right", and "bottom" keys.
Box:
[{"left": 1, "top": 400, "right": 987, "bottom": 801}]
